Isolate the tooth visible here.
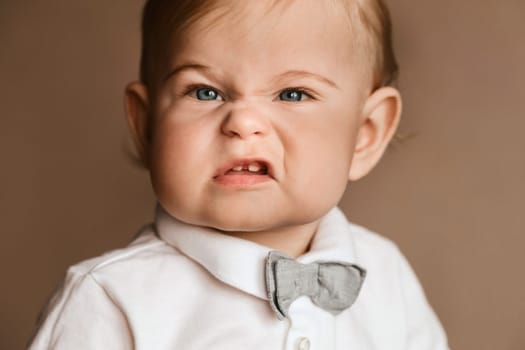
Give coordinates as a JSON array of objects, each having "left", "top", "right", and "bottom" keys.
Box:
[
  {"left": 248, "top": 163, "right": 261, "bottom": 172},
  {"left": 232, "top": 165, "right": 243, "bottom": 171}
]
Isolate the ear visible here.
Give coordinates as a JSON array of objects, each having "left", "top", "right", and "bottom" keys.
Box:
[
  {"left": 124, "top": 82, "right": 151, "bottom": 168},
  {"left": 349, "top": 86, "right": 402, "bottom": 181}
]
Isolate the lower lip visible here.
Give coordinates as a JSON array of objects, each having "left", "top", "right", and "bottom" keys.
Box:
[{"left": 213, "top": 174, "right": 272, "bottom": 187}]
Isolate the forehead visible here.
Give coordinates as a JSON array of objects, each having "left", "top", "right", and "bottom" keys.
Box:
[
  {"left": 168, "top": 0, "right": 367, "bottom": 84},
  {"left": 190, "top": 0, "right": 352, "bottom": 37}
]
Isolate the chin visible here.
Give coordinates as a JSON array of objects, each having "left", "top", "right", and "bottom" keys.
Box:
[
  {"left": 202, "top": 213, "right": 276, "bottom": 233},
  {"left": 204, "top": 203, "right": 296, "bottom": 232},
  {"left": 201, "top": 206, "right": 323, "bottom": 234}
]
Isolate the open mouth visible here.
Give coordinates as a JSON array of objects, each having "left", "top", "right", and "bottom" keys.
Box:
[
  {"left": 213, "top": 159, "right": 273, "bottom": 186},
  {"left": 224, "top": 161, "right": 269, "bottom": 175}
]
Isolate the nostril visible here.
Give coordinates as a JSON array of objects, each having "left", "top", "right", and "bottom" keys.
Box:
[{"left": 220, "top": 109, "right": 269, "bottom": 139}]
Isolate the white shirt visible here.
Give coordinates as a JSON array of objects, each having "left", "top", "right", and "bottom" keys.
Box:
[{"left": 29, "top": 205, "right": 449, "bottom": 350}]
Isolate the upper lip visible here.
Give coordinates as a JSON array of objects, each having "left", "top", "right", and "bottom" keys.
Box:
[{"left": 213, "top": 158, "right": 274, "bottom": 178}]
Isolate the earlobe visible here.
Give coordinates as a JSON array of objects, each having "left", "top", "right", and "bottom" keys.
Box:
[
  {"left": 348, "top": 86, "right": 402, "bottom": 181},
  {"left": 124, "top": 82, "right": 151, "bottom": 168}
]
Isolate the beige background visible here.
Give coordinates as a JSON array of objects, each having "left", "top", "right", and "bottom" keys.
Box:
[{"left": 1, "top": 1, "right": 524, "bottom": 349}]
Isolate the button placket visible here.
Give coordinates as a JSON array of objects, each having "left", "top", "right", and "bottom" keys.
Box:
[
  {"left": 285, "top": 297, "right": 318, "bottom": 350},
  {"left": 296, "top": 336, "right": 311, "bottom": 350}
]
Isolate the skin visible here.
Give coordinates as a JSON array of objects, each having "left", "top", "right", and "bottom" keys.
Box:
[{"left": 125, "top": 0, "right": 401, "bottom": 258}]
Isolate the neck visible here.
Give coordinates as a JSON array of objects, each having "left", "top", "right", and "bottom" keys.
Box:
[{"left": 224, "top": 221, "right": 320, "bottom": 258}]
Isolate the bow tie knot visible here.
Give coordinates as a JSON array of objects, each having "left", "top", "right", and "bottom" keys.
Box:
[{"left": 266, "top": 251, "right": 366, "bottom": 319}]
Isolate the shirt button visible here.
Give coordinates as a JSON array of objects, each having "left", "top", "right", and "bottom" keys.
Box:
[{"left": 296, "top": 337, "right": 311, "bottom": 350}]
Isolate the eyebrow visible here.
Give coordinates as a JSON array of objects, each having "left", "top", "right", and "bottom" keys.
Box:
[
  {"left": 164, "top": 63, "right": 339, "bottom": 90},
  {"left": 274, "top": 70, "right": 340, "bottom": 90},
  {"left": 163, "top": 62, "right": 211, "bottom": 83}
]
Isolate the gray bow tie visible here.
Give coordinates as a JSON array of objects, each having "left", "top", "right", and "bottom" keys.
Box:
[{"left": 265, "top": 251, "right": 366, "bottom": 320}]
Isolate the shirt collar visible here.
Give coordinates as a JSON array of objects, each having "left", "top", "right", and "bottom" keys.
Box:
[{"left": 155, "top": 203, "right": 359, "bottom": 301}]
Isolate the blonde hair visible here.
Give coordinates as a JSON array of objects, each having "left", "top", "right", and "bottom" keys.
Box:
[
  {"left": 353, "top": 0, "right": 399, "bottom": 87},
  {"left": 139, "top": 0, "right": 398, "bottom": 95}
]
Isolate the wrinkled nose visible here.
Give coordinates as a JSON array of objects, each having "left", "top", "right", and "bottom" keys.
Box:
[{"left": 220, "top": 105, "right": 270, "bottom": 139}]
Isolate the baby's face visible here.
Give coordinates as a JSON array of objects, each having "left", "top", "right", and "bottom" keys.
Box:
[{"left": 148, "top": 1, "right": 372, "bottom": 232}]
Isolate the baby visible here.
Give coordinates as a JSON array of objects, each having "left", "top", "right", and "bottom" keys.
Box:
[{"left": 29, "top": 0, "right": 449, "bottom": 349}]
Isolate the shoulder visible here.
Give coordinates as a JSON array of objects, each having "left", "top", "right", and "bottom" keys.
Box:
[
  {"left": 60, "top": 224, "right": 203, "bottom": 293},
  {"left": 65, "top": 224, "right": 172, "bottom": 276},
  {"left": 38, "top": 225, "right": 174, "bottom": 304},
  {"left": 345, "top": 220, "right": 449, "bottom": 349},
  {"left": 345, "top": 220, "right": 426, "bottom": 299},
  {"left": 345, "top": 220, "right": 427, "bottom": 295},
  {"left": 27, "top": 227, "right": 169, "bottom": 350},
  {"left": 345, "top": 220, "right": 415, "bottom": 313},
  {"left": 62, "top": 224, "right": 214, "bottom": 309}
]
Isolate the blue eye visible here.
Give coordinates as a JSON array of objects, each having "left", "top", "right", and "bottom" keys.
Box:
[
  {"left": 279, "top": 89, "right": 308, "bottom": 102},
  {"left": 195, "top": 87, "right": 222, "bottom": 101}
]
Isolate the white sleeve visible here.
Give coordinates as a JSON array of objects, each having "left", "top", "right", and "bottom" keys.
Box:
[
  {"left": 28, "top": 268, "right": 133, "bottom": 350},
  {"left": 397, "top": 251, "right": 450, "bottom": 350}
]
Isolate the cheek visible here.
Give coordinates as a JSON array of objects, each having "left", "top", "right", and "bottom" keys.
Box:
[
  {"left": 148, "top": 120, "right": 217, "bottom": 222},
  {"left": 295, "top": 113, "right": 358, "bottom": 172},
  {"left": 151, "top": 128, "right": 184, "bottom": 178},
  {"left": 152, "top": 114, "right": 216, "bottom": 163},
  {"left": 149, "top": 121, "right": 211, "bottom": 196},
  {"left": 288, "top": 110, "right": 359, "bottom": 206}
]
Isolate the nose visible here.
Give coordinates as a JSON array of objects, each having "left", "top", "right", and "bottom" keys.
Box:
[{"left": 220, "top": 104, "right": 270, "bottom": 139}]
